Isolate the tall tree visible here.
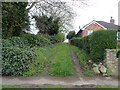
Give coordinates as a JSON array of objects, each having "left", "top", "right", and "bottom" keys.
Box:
[
  {"left": 2, "top": 2, "right": 29, "bottom": 38},
  {"left": 33, "top": 15, "right": 61, "bottom": 35}
]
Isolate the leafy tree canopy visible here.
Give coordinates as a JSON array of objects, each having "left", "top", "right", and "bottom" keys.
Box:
[
  {"left": 2, "top": 2, "right": 29, "bottom": 38},
  {"left": 33, "top": 15, "right": 61, "bottom": 35}
]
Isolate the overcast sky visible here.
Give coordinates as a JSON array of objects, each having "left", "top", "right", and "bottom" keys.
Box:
[{"left": 73, "top": 0, "right": 120, "bottom": 33}]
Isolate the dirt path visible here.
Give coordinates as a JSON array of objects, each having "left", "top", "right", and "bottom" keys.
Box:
[
  {"left": 2, "top": 50, "right": 119, "bottom": 88},
  {"left": 71, "top": 50, "right": 84, "bottom": 81}
]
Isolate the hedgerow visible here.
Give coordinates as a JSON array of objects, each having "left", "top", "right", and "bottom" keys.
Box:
[
  {"left": 71, "top": 29, "right": 117, "bottom": 63},
  {"left": 89, "top": 29, "right": 117, "bottom": 62}
]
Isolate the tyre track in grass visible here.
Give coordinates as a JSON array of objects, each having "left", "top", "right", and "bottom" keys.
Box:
[{"left": 71, "top": 49, "right": 84, "bottom": 81}]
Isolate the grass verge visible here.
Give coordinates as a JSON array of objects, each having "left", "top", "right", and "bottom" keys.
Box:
[
  {"left": 71, "top": 45, "right": 93, "bottom": 76},
  {"left": 50, "top": 43, "right": 74, "bottom": 76},
  {"left": 2, "top": 85, "right": 22, "bottom": 88},
  {"left": 23, "top": 46, "right": 52, "bottom": 76},
  {"left": 93, "top": 85, "right": 120, "bottom": 89}
]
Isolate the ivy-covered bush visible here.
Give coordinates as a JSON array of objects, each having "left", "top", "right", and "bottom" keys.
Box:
[
  {"left": 9, "top": 37, "right": 29, "bottom": 48},
  {"left": 71, "top": 29, "right": 117, "bottom": 63},
  {"left": 2, "top": 47, "right": 35, "bottom": 76},
  {"left": 89, "top": 29, "right": 117, "bottom": 62},
  {"left": 2, "top": 39, "right": 12, "bottom": 47}
]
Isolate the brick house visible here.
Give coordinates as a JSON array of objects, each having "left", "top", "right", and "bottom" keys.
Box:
[{"left": 75, "top": 17, "right": 120, "bottom": 45}]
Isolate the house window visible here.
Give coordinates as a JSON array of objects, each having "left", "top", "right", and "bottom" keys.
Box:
[{"left": 88, "top": 30, "right": 93, "bottom": 35}]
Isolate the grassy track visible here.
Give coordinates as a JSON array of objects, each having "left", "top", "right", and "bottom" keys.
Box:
[
  {"left": 50, "top": 43, "right": 74, "bottom": 76},
  {"left": 71, "top": 45, "right": 93, "bottom": 76}
]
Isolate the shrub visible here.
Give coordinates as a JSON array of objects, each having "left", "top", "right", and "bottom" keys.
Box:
[
  {"left": 67, "top": 31, "right": 75, "bottom": 40},
  {"left": 9, "top": 37, "right": 29, "bottom": 48},
  {"left": 2, "top": 47, "right": 35, "bottom": 76},
  {"left": 43, "top": 32, "right": 64, "bottom": 44},
  {"left": 2, "top": 37, "right": 29, "bottom": 48},
  {"left": 2, "top": 39, "right": 12, "bottom": 47},
  {"left": 89, "top": 29, "right": 117, "bottom": 62},
  {"left": 22, "top": 33, "right": 52, "bottom": 47},
  {"left": 71, "top": 35, "right": 90, "bottom": 54},
  {"left": 56, "top": 32, "right": 65, "bottom": 42}
]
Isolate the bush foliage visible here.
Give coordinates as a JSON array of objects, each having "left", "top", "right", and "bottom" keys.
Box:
[
  {"left": 66, "top": 31, "right": 75, "bottom": 40},
  {"left": 2, "top": 33, "right": 64, "bottom": 76},
  {"left": 71, "top": 29, "right": 117, "bottom": 62},
  {"left": 89, "top": 29, "right": 117, "bottom": 61},
  {"left": 22, "top": 33, "right": 52, "bottom": 47},
  {"left": 71, "top": 35, "right": 90, "bottom": 54},
  {"left": 2, "top": 47, "right": 35, "bottom": 76}
]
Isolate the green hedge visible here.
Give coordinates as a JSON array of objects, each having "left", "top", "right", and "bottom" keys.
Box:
[
  {"left": 71, "top": 29, "right": 117, "bottom": 63},
  {"left": 2, "top": 47, "right": 35, "bottom": 76},
  {"left": 71, "top": 35, "right": 90, "bottom": 54},
  {"left": 89, "top": 29, "right": 117, "bottom": 62}
]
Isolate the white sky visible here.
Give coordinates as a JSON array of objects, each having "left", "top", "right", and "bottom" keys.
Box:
[{"left": 73, "top": 0, "right": 120, "bottom": 33}]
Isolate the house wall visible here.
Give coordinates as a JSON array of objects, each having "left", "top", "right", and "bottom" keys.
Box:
[{"left": 81, "top": 23, "right": 104, "bottom": 37}]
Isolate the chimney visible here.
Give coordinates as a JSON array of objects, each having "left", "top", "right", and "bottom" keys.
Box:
[{"left": 110, "top": 17, "right": 115, "bottom": 24}]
